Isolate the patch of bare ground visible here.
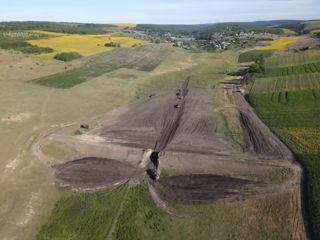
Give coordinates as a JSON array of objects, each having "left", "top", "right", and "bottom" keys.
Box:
[
  {"left": 234, "top": 91, "right": 293, "bottom": 160},
  {"left": 54, "top": 157, "right": 143, "bottom": 192},
  {"left": 152, "top": 174, "right": 264, "bottom": 204},
  {"left": 31, "top": 75, "right": 307, "bottom": 238},
  {"left": 41, "top": 77, "right": 296, "bottom": 200}
]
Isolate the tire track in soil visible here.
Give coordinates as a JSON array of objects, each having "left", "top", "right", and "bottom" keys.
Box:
[
  {"left": 104, "top": 185, "right": 130, "bottom": 240},
  {"left": 153, "top": 76, "right": 190, "bottom": 152}
]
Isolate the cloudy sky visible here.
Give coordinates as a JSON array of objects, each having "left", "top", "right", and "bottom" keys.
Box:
[{"left": 0, "top": 0, "right": 319, "bottom": 24}]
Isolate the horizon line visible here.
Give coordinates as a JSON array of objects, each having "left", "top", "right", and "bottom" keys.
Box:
[{"left": 1, "top": 18, "right": 319, "bottom": 26}]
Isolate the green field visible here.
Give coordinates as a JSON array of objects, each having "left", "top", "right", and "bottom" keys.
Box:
[
  {"left": 246, "top": 47, "right": 320, "bottom": 238},
  {"left": 32, "top": 45, "right": 172, "bottom": 88},
  {"left": 265, "top": 50, "right": 320, "bottom": 68},
  {"left": 303, "top": 21, "right": 320, "bottom": 32},
  {"left": 0, "top": 31, "right": 53, "bottom": 54},
  {"left": 34, "top": 186, "right": 127, "bottom": 240},
  {"left": 263, "top": 62, "right": 320, "bottom": 77},
  {"left": 248, "top": 89, "right": 320, "bottom": 239},
  {"left": 252, "top": 73, "right": 320, "bottom": 93},
  {"left": 112, "top": 186, "right": 302, "bottom": 240},
  {"left": 248, "top": 89, "right": 320, "bottom": 128},
  {"left": 112, "top": 186, "right": 166, "bottom": 240},
  {"left": 238, "top": 50, "right": 275, "bottom": 63},
  {"left": 34, "top": 184, "right": 301, "bottom": 240}
]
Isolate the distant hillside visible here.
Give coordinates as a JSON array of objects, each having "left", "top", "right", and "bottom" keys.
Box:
[
  {"left": 135, "top": 20, "right": 320, "bottom": 38},
  {"left": 135, "top": 22, "right": 282, "bottom": 38},
  {"left": 0, "top": 21, "right": 117, "bottom": 34},
  {"left": 1, "top": 20, "right": 320, "bottom": 36}
]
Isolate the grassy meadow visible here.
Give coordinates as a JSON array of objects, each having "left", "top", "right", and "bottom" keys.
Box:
[
  {"left": 35, "top": 186, "right": 127, "bottom": 240},
  {"left": 31, "top": 44, "right": 172, "bottom": 88},
  {"left": 35, "top": 185, "right": 304, "bottom": 240}
]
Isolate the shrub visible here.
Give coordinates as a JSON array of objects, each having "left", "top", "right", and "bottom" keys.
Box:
[
  {"left": 0, "top": 37, "right": 53, "bottom": 54},
  {"left": 74, "top": 129, "right": 82, "bottom": 135},
  {"left": 54, "top": 52, "right": 82, "bottom": 62},
  {"left": 104, "top": 42, "right": 120, "bottom": 47},
  {"left": 21, "top": 46, "right": 53, "bottom": 54}
]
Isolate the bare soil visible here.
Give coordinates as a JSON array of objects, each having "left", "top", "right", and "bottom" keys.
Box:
[
  {"left": 40, "top": 77, "right": 297, "bottom": 206},
  {"left": 234, "top": 90, "right": 293, "bottom": 160},
  {"left": 54, "top": 157, "right": 143, "bottom": 192},
  {"left": 152, "top": 174, "right": 263, "bottom": 204}
]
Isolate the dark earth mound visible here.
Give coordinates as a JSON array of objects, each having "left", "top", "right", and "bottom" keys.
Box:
[
  {"left": 54, "top": 157, "right": 142, "bottom": 192},
  {"left": 153, "top": 174, "right": 263, "bottom": 204}
]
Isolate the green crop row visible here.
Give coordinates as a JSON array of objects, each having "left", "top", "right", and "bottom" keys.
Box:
[
  {"left": 252, "top": 72, "right": 320, "bottom": 93},
  {"left": 248, "top": 90, "right": 320, "bottom": 128},
  {"left": 238, "top": 50, "right": 275, "bottom": 63},
  {"left": 265, "top": 50, "right": 320, "bottom": 68},
  {"left": 264, "top": 62, "right": 320, "bottom": 78}
]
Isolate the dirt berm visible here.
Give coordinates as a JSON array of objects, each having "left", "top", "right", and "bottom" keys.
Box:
[
  {"left": 152, "top": 174, "right": 264, "bottom": 204},
  {"left": 234, "top": 92, "right": 293, "bottom": 160},
  {"left": 54, "top": 157, "right": 143, "bottom": 192}
]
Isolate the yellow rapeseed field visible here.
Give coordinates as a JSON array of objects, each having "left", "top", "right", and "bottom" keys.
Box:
[
  {"left": 110, "top": 23, "right": 137, "bottom": 28},
  {"left": 27, "top": 30, "right": 147, "bottom": 59},
  {"left": 27, "top": 30, "right": 68, "bottom": 36},
  {"left": 311, "top": 29, "right": 320, "bottom": 34},
  {"left": 258, "top": 36, "right": 302, "bottom": 50},
  {"left": 281, "top": 28, "right": 296, "bottom": 34}
]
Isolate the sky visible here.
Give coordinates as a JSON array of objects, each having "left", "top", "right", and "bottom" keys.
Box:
[{"left": 0, "top": 0, "right": 319, "bottom": 24}]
